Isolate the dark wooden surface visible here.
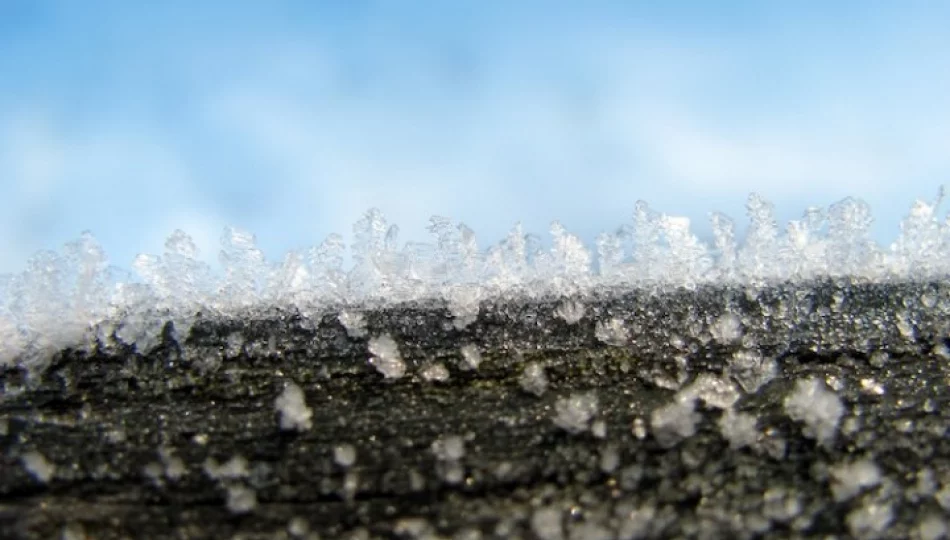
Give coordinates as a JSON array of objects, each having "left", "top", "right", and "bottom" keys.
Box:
[{"left": 2, "top": 279, "right": 949, "bottom": 539}]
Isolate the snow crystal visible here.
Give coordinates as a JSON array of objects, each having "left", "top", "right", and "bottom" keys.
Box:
[
  {"left": 531, "top": 506, "right": 564, "bottom": 540},
  {"left": 520, "top": 361, "right": 549, "bottom": 396},
  {"left": 679, "top": 374, "right": 740, "bottom": 410},
  {"left": 21, "top": 450, "right": 55, "bottom": 483},
  {"left": 368, "top": 334, "right": 406, "bottom": 379},
  {"left": 830, "top": 458, "right": 882, "bottom": 502},
  {"left": 727, "top": 350, "right": 776, "bottom": 394},
  {"left": 631, "top": 417, "right": 647, "bottom": 440},
  {"left": 158, "top": 447, "right": 186, "bottom": 481},
  {"left": 846, "top": 501, "right": 894, "bottom": 539},
  {"left": 6, "top": 191, "right": 950, "bottom": 375},
  {"left": 599, "top": 444, "right": 620, "bottom": 473},
  {"left": 226, "top": 484, "right": 257, "bottom": 514},
  {"left": 555, "top": 300, "right": 586, "bottom": 324},
  {"left": 275, "top": 381, "right": 313, "bottom": 432},
  {"left": 869, "top": 350, "right": 890, "bottom": 368},
  {"left": 595, "top": 318, "right": 629, "bottom": 346},
  {"left": 420, "top": 362, "right": 450, "bottom": 382},
  {"left": 338, "top": 310, "right": 367, "bottom": 338},
  {"left": 718, "top": 408, "right": 758, "bottom": 450},
  {"left": 288, "top": 516, "right": 310, "bottom": 538},
  {"left": 333, "top": 444, "right": 357, "bottom": 468},
  {"left": 204, "top": 455, "right": 249, "bottom": 481},
  {"left": 650, "top": 397, "right": 700, "bottom": 448},
  {"left": 710, "top": 313, "right": 742, "bottom": 344},
  {"left": 919, "top": 515, "right": 949, "bottom": 540},
  {"left": 762, "top": 488, "right": 802, "bottom": 523},
  {"left": 784, "top": 378, "right": 845, "bottom": 447},
  {"left": 553, "top": 392, "right": 599, "bottom": 434},
  {"left": 431, "top": 435, "right": 466, "bottom": 461},
  {"left": 459, "top": 344, "right": 482, "bottom": 370}
]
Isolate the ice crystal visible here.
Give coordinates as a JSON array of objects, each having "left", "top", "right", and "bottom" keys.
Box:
[
  {"left": 21, "top": 450, "right": 55, "bottom": 483},
  {"left": 4, "top": 191, "right": 950, "bottom": 374},
  {"left": 459, "top": 344, "right": 482, "bottom": 370},
  {"left": 368, "top": 334, "right": 406, "bottom": 379},
  {"left": 553, "top": 392, "right": 599, "bottom": 434},
  {"left": 595, "top": 318, "right": 629, "bottom": 346},
  {"left": 650, "top": 397, "right": 701, "bottom": 448},
  {"left": 784, "top": 378, "right": 845, "bottom": 447},
  {"left": 333, "top": 444, "right": 357, "bottom": 468},
  {"left": 519, "top": 361, "right": 549, "bottom": 396},
  {"left": 275, "top": 381, "right": 312, "bottom": 432}
]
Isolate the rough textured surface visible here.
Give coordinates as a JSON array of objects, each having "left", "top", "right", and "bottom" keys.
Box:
[{"left": 1, "top": 278, "right": 950, "bottom": 539}]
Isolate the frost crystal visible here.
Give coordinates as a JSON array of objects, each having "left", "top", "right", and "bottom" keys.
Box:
[
  {"left": 919, "top": 515, "right": 949, "bottom": 540},
  {"left": 368, "top": 334, "right": 406, "bottom": 379},
  {"left": 718, "top": 408, "right": 758, "bottom": 449},
  {"left": 846, "top": 501, "right": 894, "bottom": 539},
  {"left": 333, "top": 444, "right": 357, "bottom": 468},
  {"left": 431, "top": 435, "right": 466, "bottom": 462},
  {"left": 275, "top": 381, "right": 313, "bottom": 432},
  {"left": 519, "top": 361, "right": 549, "bottom": 396},
  {"left": 710, "top": 313, "right": 742, "bottom": 344},
  {"left": 553, "top": 392, "right": 599, "bottom": 434},
  {"left": 830, "top": 458, "right": 882, "bottom": 502},
  {"left": 595, "top": 318, "right": 629, "bottom": 346},
  {"left": 728, "top": 350, "right": 776, "bottom": 393},
  {"left": 226, "top": 484, "right": 257, "bottom": 514},
  {"left": 420, "top": 362, "right": 450, "bottom": 382},
  {"left": 531, "top": 507, "right": 564, "bottom": 540},
  {"left": 21, "top": 450, "right": 55, "bottom": 483},
  {"left": 555, "top": 300, "right": 586, "bottom": 324},
  {"left": 459, "top": 344, "right": 482, "bottom": 370},
  {"left": 650, "top": 397, "right": 700, "bottom": 448},
  {"left": 679, "top": 374, "right": 740, "bottom": 410},
  {"left": 6, "top": 191, "right": 950, "bottom": 375},
  {"left": 338, "top": 310, "right": 367, "bottom": 338},
  {"left": 203, "top": 455, "right": 249, "bottom": 480},
  {"left": 784, "top": 378, "right": 845, "bottom": 446}
]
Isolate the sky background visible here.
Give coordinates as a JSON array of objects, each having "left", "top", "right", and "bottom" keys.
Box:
[{"left": 1, "top": 1, "right": 949, "bottom": 274}]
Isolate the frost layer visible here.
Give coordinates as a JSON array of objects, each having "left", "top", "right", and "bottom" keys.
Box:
[{"left": 3, "top": 191, "right": 950, "bottom": 372}]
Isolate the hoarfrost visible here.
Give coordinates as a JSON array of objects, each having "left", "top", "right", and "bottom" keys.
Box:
[
  {"left": 553, "top": 392, "right": 599, "bottom": 434},
  {"left": 459, "top": 344, "right": 482, "bottom": 370},
  {"left": 784, "top": 378, "right": 845, "bottom": 447},
  {"left": 531, "top": 506, "right": 564, "bottom": 540},
  {"left": 846, "top": 501, "right": 894, "bottom": 539},
  {"left": 595, "top": 318, "right": 629, "bottom": 346},
  {"left": 710, "top": 313, "right": 742, "bottom": 344},
  {"left": 226, "top": 484, "right": 257, "bottom": 514},
  {"left": 556, "top": 300, "right": 586, "bottom": 324},
  {"left": 830, "top": 458, "right": 882, "bottom": 502},
  {"left": 919, "top": 515, "right": 949, "bottom": 540},
  {"left": 520, "top": 361, "right": 549, "bottom": 396},
  {"left": 420, "top": 362, "right": 450, "bottom": 382},
  {"left": 718, "top": 408, "right": 758, "bottom": 450},
  {"left": 431, "top": 435, "right": 466, "bottom": 462},
  {"left": 338, "top": 310, "right": 367, "bottom": 338},
  {"left": 21, "top": 450, "right": 55, "bottom": 483},
  {"left": 368, "top": 334, "right": 406, "bottom": 379},
  {"left": 728, "top": 350, "right": 776, "bottom": 394},
  {"left": 6, "top": 191, "right": 950, "bottom": 374},
  {"left": 650, "top": 397, "right": 700, "bottom": 448},
  {"left": 334, "top": 444, "right": 357, "bottom": 468},
  {"left": 203, "top": 455, "right": 249, "bottom": 480},
  {"left": 679, "top": 374, "right": 740, "bottom": 410},
  {"left": 275, "top": 381, "right": 313, "bottom": 432}
]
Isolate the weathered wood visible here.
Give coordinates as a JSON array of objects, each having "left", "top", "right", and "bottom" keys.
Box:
[{"left": 2, "top": 280, "right": 949, "bottom": 539}]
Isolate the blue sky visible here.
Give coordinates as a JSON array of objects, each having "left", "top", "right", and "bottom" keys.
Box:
[{"left": 1, "top": 1, "right": 949, "bottom": 273}]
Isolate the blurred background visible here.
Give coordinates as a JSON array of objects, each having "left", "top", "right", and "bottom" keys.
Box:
[{"left": 1, "top": 1, "right": 949, "bottom": 274}]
